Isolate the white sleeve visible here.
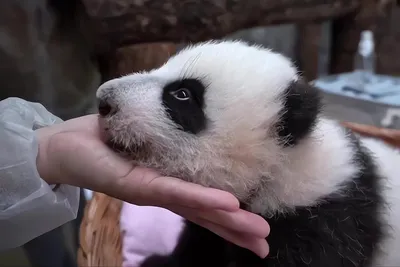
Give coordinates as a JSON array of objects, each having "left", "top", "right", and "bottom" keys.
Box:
[{"left": 0, "top": 97, "right": 80, "bottom": 251}]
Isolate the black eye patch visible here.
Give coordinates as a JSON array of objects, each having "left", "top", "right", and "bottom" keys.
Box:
[{"left": 162, "top": 78, "right": 207, "bottom": 134}]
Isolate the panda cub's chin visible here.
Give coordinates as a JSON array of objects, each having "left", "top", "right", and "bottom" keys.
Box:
[
  {"left": 106, "top": 139, "right": 138, "bottom": 157},
  {"left": 105, "top": 130, "right": 152, "bottom": 161}
]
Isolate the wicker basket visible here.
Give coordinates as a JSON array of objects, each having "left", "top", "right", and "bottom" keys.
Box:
[{"left": 77, "top": 122, "right": 400, "bottom": 267}]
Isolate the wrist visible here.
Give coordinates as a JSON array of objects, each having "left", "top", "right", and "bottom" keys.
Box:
[{"left": 35, "top": 126, "right": 60, "bottom": 186}]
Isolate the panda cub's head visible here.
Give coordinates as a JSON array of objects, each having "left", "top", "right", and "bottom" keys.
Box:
[{"left": 96, "top": 40, "right": 350, "bottom": 214}]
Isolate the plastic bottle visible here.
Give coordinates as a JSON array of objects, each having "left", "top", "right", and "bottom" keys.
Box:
[{"left": 353, "top": 30, "right": 376, "bottom": 90}]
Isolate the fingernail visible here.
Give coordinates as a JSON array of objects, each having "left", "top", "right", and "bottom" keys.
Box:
[
  {"left": 254, "top": 239, "right": 269, "bottom": 258},
  {"left": 262, "top": 223, "right": 270, "bottom": 238}
]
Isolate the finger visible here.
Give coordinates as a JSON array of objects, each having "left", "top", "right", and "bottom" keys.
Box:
[
  {"left": 64, "top": 114, "right": 101, "bottom": 137},
  {"left": 38, "top": 114, "right": 101, "bottom": 138},
  {"left": 165, "top": 204, "right": 269, "bottom": 238},
  {"left": 184, "top": 214, "right": 269, "bottom": 258},
  {"left": 195, "top": 208, "right": 270, "bottom": 238},
  {"left": 120, "top": 168, "right": 240, "bottom": 212}
]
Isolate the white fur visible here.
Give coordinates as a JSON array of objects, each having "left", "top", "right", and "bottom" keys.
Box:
[{"left": 249, "top": 118, "right": 360, "bottom": 214}]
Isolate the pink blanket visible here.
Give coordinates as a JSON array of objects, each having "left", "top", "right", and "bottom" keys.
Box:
[{"left": 120, "top": 202, "right": 185, "bottom": 267}]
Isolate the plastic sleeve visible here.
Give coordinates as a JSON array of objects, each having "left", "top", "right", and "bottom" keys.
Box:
[{"left": 0, "top": 97, "right": 79, "bottom": 251}]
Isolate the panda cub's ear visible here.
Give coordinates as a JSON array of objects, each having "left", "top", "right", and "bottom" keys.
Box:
[{"left": 276, "top": 79, "right": 322, "bottom": 147}]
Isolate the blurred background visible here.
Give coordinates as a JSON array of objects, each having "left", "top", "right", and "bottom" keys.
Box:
[{"left": 0, "top": 0, "right": 399, "bottom": 266}]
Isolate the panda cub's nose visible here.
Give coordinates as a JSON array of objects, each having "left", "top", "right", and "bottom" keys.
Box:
[{"left": 98, "top": 98, "right": 117, "bottom": 117}]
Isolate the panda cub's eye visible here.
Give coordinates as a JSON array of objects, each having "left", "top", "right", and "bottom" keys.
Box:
[{"left": 171, "top": 88, "right": 191, "bottom": 101}]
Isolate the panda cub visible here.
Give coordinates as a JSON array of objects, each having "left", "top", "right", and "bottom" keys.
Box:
[{"left": 96, "top": 40, "right": 400, "bottom": 267}]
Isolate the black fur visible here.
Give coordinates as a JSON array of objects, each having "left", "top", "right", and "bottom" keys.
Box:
[
  {"left": 277, "top": 80, "right": 322, "bottom": 147},
  {"left": 140, "top": 132, "right": 384, "bottom": 267},
  {"left": 162, "top": 78, "right": 207, "bottom": 134}
]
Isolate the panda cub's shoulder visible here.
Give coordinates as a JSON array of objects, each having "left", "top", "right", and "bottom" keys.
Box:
[{"left": 358, "top": 137, "right": 400, "bottom": 266}]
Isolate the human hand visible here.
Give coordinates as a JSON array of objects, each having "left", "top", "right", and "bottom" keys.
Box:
[{"left": 35, "top": 114, "right": 270, "bottom": 257}]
